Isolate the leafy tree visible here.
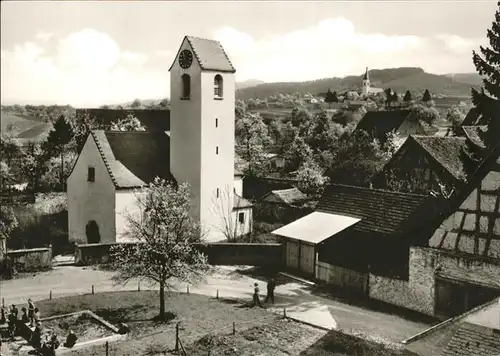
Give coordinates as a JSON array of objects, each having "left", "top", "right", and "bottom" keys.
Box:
[
  {"left": 308, "top": 111, "right": 344, "bottom": 152},
  {"left": 0, "top": 161, "right": 18, "bottom": 249},
  {"left": 385, "top": 88, "right": 394, "bottom": 107},
  {"left": 21, "top": 143, "right": 47, "bottom": 192},
  {"left": 293, "top": 158, "right": 329, "bottom": 195},
  {"left": 110, "top": 114, "right": 146, "bottom": 131},
  {"left": 235, "top": 112, "right": 272, "bottom": 176},
  {"left": 158, "top": 98, "right": 170, "bottom": 108},
  {"left": 43, "top": 115, "right": 74, "bottom": 190},
  {"left": 0, "top": 131, "right": 22, "bottom": 167},
  {"left": 69, "top": 112, "right": 101, "bottom": 152},
  {"left": 422, "top": 89, "right": 432, "bottom": 102},
  {"left": 110, "top": 179, "right": 209, "bottom": 320},
  {"left": 324, "top": 89, "right": 339, "bottom": 106},
  {"left": 326, "top": 130, "right": 386, "bottom": 187},
  {"left": 130, "top": 99, "right": 142, "bottom": 108},
  {"left": 289, "top": 107, "right": 312, "bottom": 127},
  {"left": 446, "top": 106, "right": 467, "bottom": 135},
  {"left": 471, "top": 2, "right": 500, "bottom": 146},
  {"left": 403, "top": 90, "right": 412, "bottom": 104},
  {"left": 408, "top": 104, "right": 440, "bottom": 126},
  {"left": 40, "top": 151, "right": 78, "bottom": 191},
  {"left": 283, "top": 133, "right": 314, "bottom": 173}
]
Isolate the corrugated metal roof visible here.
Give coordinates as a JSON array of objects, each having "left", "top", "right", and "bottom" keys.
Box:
[{"left": 271, "top": 211, "right": 361, "bottom": 244}]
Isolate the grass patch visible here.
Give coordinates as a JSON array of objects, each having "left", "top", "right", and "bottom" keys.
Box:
[
  {"left": 17, "top": 291, "right": 278, "bottom": 355},
  {"left": 186, "top": 318, "right": 327, "bottom": 356}
]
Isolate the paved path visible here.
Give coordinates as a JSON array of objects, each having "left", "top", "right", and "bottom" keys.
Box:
[{"left": 0, "top": 266, "right": 429, "bottom": 343}]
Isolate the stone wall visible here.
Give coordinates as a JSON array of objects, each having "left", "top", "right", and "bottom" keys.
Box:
[
  {"left": 369, "top": 246, "right": 500, "bottom": 316},
  {"left": 75, "top": 242, "right": 285, "bottom": 268},
  {"left": 369, "top": 247, "right": 436, "bottom": 315},
  {"left": 7, "top": 246, "right": 52, "bottom": 272}
]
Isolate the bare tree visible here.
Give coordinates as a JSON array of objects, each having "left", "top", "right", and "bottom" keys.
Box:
[
  {"left": 110, "top": 179, "right": 209, "bottom": 319},
  {"left": 210, "top": 184, "right": 250, "bottom": 241}
]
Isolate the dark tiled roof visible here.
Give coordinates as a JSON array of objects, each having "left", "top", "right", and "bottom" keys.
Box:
[
  {"left": 355, "top": 110, "right": 412, "bottom": 143},
  {"left": 462, "top": 126, "right": 489, "bottom": 149},
  {"left": 315, "top": 184, "right": 437, "bottom": 235},
  {"left": 186, "top": 36, "right": 236, "bottom": 73},
  {"left": 262, "top": 188, "right": 308, "bottom": 206},
  {"left": 91, "top": 131, "right": 173, "bottom": 189},
  {"left": 234, "top": 193, "right": 253, "bottom": 209},
  {"left": 461, "top": 108, "right": 481, "bottom": 126},
  {"left": 76, "top": 109, "right": 170, "bottom": 132},
  {"left": 441, "top": 322, "right": 500, "bottom": 356},
  {"left": 411, "top": 136, "right": 469, "bottom": 181}
]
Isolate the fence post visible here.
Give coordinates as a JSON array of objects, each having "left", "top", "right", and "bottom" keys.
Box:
[
  {"left": 232, "top": 321, "right": 235, "bottom": 335},
  {"left": 187, "top": 284, "right": 190, "bottom": 294},
  {"left": 49, "top": 290, "right": 52, "bottom": 300},
  {"left": 138, "top": 281, "right": 141, "bottom": 291},
  {"left": 175, "top": 322, "right": 179, "bottom": 351},
  {"left": 283, "top": 307, "right": 287, "bottom": 318},
  {"left": 2, "top": 298, "right": 4, "bottom": 308},
  {"left": 91, "top": 285, "right": 94, "bottom": 294},
  {"left": 216, "top": 289, "right": 219, "bottom": 299},
  {"left": 105, "top": 341, "right": 109, "bottom": 355}
]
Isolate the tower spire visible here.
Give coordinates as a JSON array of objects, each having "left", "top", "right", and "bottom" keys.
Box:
[{"left": 363, "top": 67, "right": 369, "bottom": 80}]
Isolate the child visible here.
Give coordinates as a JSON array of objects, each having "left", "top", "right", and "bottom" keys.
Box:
[
  {"left": 252, "top": 283, "right": 262, "bottom": 307},
  {"left": 20, "top": 307, "right": 29, "bottom": 323},
  {"left": 27, "top": 299, "right": 35, "bottom": 325}
]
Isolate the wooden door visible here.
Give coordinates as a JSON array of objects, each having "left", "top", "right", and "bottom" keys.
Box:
[
  {"left": 299, "top": 243, "right": 315, "bottom": 276},
  {"left": 286, "top": 240, "right": 299, "bottom": 269}
]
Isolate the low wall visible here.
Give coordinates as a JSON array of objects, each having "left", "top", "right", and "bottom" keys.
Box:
[
  {"left": 316, "top": 261, "right": 368, "bottom": 295},
  {"left": 7, "top": 246, "right": 52, "bottom": 272},
  {"left": 75, "top": 242, "right": 285, "bottom": 268},
  {"left": 369, "top": 246, "right": 500, "bottom": 316}
]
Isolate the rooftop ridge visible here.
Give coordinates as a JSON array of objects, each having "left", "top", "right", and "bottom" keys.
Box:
[
  {"left": 403, "top": 296, "right": 500, "bottom": 345},
  {"left": 90, "top": 131, "right": 119, "bottom": 187},
  {"left": 324, "top": 183, "right": 436, "bottom": 199}
]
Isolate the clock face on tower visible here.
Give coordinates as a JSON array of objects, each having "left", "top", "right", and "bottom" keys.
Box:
[{"left": 178, "top": 50, "right": 193, "bottom": 69}]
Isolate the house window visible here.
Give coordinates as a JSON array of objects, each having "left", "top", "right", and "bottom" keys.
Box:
[
  {"left": 216, "top": 146, "right": 219, "bottom": 155},
  {"left": 216, "top": 188, "right": 220, "bottom": 198},
  {"left": 87, "top": 167, "right": 95, "bottom": 182},
  {"left": 214, "top": 75, "right": 223, "bottom": 99},
  {"left": 238, "top": 212, "right": 245, "bottom": 224},
  {"left": 182, "top": 74, "right": 191, "bottom": 99},
  {"left": 215, "top": 118, "right": 218, "bottom": 127}
]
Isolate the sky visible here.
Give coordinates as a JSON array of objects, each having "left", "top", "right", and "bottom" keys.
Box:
[{"left": 1, "top": 1, "right": 498, "bottom": 107}]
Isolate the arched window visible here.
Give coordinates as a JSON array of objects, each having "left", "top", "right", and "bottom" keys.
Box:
[
  {"left": 182, "top": 74, "right": 191, "bottom": 99},
  {"left": 214, "top": 75, "right": 223, "bottom": 99},
  {"left": 86, "top": 220, "right": 101, "bottom": 244}
]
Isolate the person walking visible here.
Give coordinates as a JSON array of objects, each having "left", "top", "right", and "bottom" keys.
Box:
[
  {"left": 265, "top": 277, "right": 276, "bottom": 304},
  {"left": 27, "top": 299, "right": 35, "bottom": 326},
  {"left": 252, "top": 283, "right": 262, "bottom": 307}
]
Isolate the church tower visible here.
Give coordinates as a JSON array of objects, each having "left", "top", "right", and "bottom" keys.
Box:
[
  {"left": 362, "top": 67, "right": 370, "bottom": 97},
  {"left": 169, "top": 36, "right": 236, "bottom": 242}
]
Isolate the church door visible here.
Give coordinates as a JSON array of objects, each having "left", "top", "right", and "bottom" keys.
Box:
[{"left": 86, "top": 220, "right": 101, "bottom": 244}]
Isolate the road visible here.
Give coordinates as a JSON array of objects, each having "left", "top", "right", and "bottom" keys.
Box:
[{"left": 0, "top": 265, "right": 429, "bottom": 343}]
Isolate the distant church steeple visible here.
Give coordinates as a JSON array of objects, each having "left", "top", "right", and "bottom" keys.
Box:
[{"left": 362, "top": 67, "right": 370, "bottom": 96}]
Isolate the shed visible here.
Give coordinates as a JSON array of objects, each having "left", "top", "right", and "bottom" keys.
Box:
[
  {"left": 272, "top": 211, "right": 361, "bottom": 277},
  {"left": 260, "top": 188, "right": 308, "bottom": 207}
]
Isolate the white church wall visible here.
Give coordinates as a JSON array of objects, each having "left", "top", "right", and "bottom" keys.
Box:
[
  {"left": 170, "top": 39, "right": 203, "bottom": 223},
  {"left": 67, "top": 134, "right": 116, "bottom": 244},
  {"left": 115, "top": 189, "right": 147, "bottom": 242},
  {"left": 232, "top": 207, "right": 253, "bottom": 237},
  {"left": 200, "top": 70, "right": 236, "bottom": 242},
  {"left": 234, "top": 176, "right": 243, "bottom": 197}
]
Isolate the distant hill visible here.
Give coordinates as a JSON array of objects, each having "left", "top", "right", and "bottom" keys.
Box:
[
  {"left": 1, "top": 111, "right": 52, "bottom": 145},
  {"left": 236, "top": 79, "right": 266, "bottom": 90},
  {"left": 445, "top": 73, "right": 483, "bottom": 86},
  {"left": 236, "top": 67, "right": 478, "bottom": 100}
]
